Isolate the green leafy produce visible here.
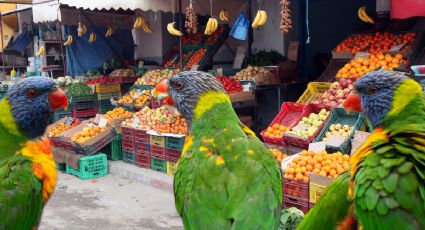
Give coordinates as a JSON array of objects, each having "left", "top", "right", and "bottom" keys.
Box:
[
  {"left": 66, "top": 82, "right": 93, "bottom": 97},
  {"left": 251, "top": 50, "right": 285, "bottom": 66},
  {"left": 278, "top": 207, "right": 304, "bottom": 230}
]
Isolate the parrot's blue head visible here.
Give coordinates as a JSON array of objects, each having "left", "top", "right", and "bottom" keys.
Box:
[
  {"left": 7, "top": 77, "right": 68, "bottom": 138},
  {"left": 345, "top": 70, "right": 407, "bottom": 128},
  {"left": 156, "top": 71, "right": 225, "bottom": 121}
]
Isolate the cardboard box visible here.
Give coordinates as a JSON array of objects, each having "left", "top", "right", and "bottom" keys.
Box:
[
  {"left": 229, "top": 91, "right": 254, "bottom": 102},
  {"left": 309, "top": 173, "right": 335, "bottom": 204}
]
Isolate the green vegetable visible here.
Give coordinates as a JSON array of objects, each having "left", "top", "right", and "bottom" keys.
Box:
[
  {"left": 66, "top": 82, "right": 93, "bottom": 97},
  {"left": 278, "top": 207, "right": 304, "bottom": 230},
  {"left": 251, "top": 50, "right": 285, "bottom": 66}
]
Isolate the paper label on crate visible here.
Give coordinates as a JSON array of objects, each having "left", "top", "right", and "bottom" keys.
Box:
[
  {"left": 98, "top": 118, "right": 108, "bottom": 128},
  {"left": 308, "top": 142, "right": 326, "bottom": 153},
  {"left": 65, "top": 117, "right": 74, "bottom": 125},
  {"left": 326, "top": 135, "right": 345, "bottom": 147},
  {"left": 191, "top": 64, "right": 200, "bottom": 70},
  {"left": 354, "top": 52, "right": 370, "bottom": 59},
  {"left": 132, "top": 91, "right": 142, "bottom": 99},
  {"left": 217, "top": 68, "right": 223, "bottom": 76},
  {"left": 390, "top": 44, "right": 406, "bottom": 51},
  {"left": 280, "top": 153, "right": 300, "bottom": 172},
  {"left": 93, "top": 114, "right": 101, "bottom": 124},
  {"left": 132, "top": 118, "right": 140, "bottom": 128},
  {"left": 138, "top": 61, "right": 144, "bottom": 68},
  {"left": 292, "top": 122, "right": 308, "bottom": 131}
]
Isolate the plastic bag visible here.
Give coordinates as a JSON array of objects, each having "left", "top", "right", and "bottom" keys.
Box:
[{"left": 230, "top": 12, "right": 249, "bottom": 41}]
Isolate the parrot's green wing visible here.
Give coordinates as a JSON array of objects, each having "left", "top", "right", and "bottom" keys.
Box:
[
  {"left": 174, "top": 126, "right": 282, "bottom": 230},
  {"left": 296, "top": 171, "right": 352, "bottom": 230},
  {"left": 0, "top": 155, "right": 44, "bottom": 230}
]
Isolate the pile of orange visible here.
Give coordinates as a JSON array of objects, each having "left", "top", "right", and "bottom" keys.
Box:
[
  {"left": 269, "top": 148, "right": 288, "bottom": 164},
  {"left": 103, "top": 108, "right": 134, "bottom": 121},
  {"left": 117, "top": 90, "right": 151, "bottom": 107},
  {"left": 263, "top": 124, "right": 290, "bottom": 139},
  {"left": 336, "top": 53, "right": 405, "bottom": 79},
  {"left": 48, "top": 122, "right": 73, "bottom": 137},
  {"left": 185, "top": 48, "right": 207, "bottom": 69},
  {"left": 71, "top": 125, "right": 106, "bottom": 144},
  {"left": 283, "top": 150, "right": 350, "bottom": 182}
]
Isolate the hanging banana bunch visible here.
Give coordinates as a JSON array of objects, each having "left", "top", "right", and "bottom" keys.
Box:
[
  {"left": 63, "top": 35, "right": 73, "bottom": 46},
  {"left": 77, "top": 23, "right": 87, "bottom": 37},
  {"left": 252, "top": 10, "right": 268, "bottom": 29},
  {"left": 219, "top": 9, "right": 231, "bottom": 22},
  {"left": 35, "top": 45, "right": 45, "bottom": 56},
  {"left": 105, "top": 27, "right": 114, "bottom": 37},
  {"left": 143, "top": 21, "right": 153, "bottom": 33},
  {"left": 357, "top": 6, "right": 375, "bottom": 24},
  {"left": 167, "top": 22, "right": 183, "bottom": 36},
  {"left": 88, "top": 32, "right": 96, "bottom": 43},
  {"left": 133, "top": 16, "right": 146, "bottom": 29},
  {"left": 204, "top": 17, "right": 218, "bottom": 35}
]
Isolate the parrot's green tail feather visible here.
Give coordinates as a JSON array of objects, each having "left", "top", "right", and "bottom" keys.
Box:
[{"left": 296, "top": 171, "right": 351, "bottom": 230}]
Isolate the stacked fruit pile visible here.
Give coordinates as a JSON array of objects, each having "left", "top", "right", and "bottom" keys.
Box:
[
  {"left": 117, "top": 90, "right": 151, "bottom": 107},
  {"left": 135, "top": 69, "right": 178, "bottom": 86},
  {"left": 109, "top": 69, "right": 137, "bottom": 78},
  {"left": 217, "top": 76, "right": 243, "bottom": 94},
  {"left": 48, "top": 119, "right": 81, "bottom": 137},
  {"left": 234, "top": 66, "right": 272, "bottom": 81},
  {"left": 263, "top": 124, "right": 291, "bottom": 139},
  {"left": 185, "top": 49, "right": 207, "bottom": 69},
  {"left": 283, "top": 150, "right": 350, "bottom": 182},
  {"left": 287, "top": 109, "right": 329, "bottom": 138},
  {"left": 321, "top": 124, "right": 354, "bottom": 142},
  {"left": 103, "top": 108, "right": 134, "bottom": 121},
  {"left": 311, "top": 79, "right": 354, "bottom": 107},
  {"left": 71, "top": 125, "right": 107, "bottom": 144},
  {"left": 269, "top": 148, "right": 288, "bottom": 164}
]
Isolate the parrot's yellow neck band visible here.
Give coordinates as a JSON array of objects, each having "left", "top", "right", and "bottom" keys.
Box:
[
  {"left": 0, "top": 98, "right": 21, "bottom": 137},
  {"left": 388, "top": 79, "right": 422, "bottom": 117},
  {"left": 193, "top": 92, "right": 231, "bottom": 120}
]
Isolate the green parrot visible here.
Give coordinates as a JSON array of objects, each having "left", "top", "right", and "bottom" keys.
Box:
[
  {"left": 155, "top": 71, "right": 282, "bottom": 229},
  {"left": 0, "top": 77, "right": 68, "bottom": 229},
  {"left": 297, "top": 70, "right": 425, "bottom": 230}
]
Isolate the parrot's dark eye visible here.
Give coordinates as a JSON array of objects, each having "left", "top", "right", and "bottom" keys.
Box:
[
  {"left": 26, "top": 88, "right": 37, "bottom": 98},
  {"left": 176, "top": 81, "right": 184, "bottom": 90},
  {"left": 365, "top": 86, "right": 378, "bottom": 95},
  {"left": 50, "top": 84, "right": 58, "bottom": 92}
]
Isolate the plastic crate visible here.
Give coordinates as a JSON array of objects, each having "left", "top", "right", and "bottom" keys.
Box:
[
  {"left": 65, "top": 154, "right": 108, "bottom": 180},
  {"left": 135, "top": 129, "right": 149, "bottom": 144},
  {"left": 165, "top": 136, "right": 185, "bottom": 150},
  {"left": 283, "top": 178, "right": 309, "bottom": 201},
  {"left": 53, "top": 110, "right": 72, "bottom": 122},
  {"left": 150, "top": 157, "right": 167, "bottom": 173},
  {"left": 73, "top": 101, "right": 97, "bottom": 110},
  {"left": 166, "top": 148, "right": 181, "bottom": 162},
  {"left": 283, "top": 105, "right": 330, "bottom": 149},
  {"left": 70, "top": 94, "right": 96, "bottom": 103},
  {"left": 130, "top": 85, "right": 154, "bottom": 91},
  {"left": 260, "top": 103, "right": 307, "bottom": 145},
  {"left": 135, "top": 143, "right": 150, "bottom": 155},
  {"left": 150, "top": 145, "right": 166, "bottom": 160},
  {"left": 316, "top": 59, "right": 350, "bottom": 82},
  {"left": 56, "top": 162, "right": 66, "bottom": 171},
  {"left": 309, "top": 183, "right": 327, "bottom": 204},
  {"left": 113, "top": 76, "right": 139, "bottom": 84},
  {"left": 98, "top": 100, "right": 114, "bottom": 114},
  {"left": 122, "top": 139, "right": 135, "bottom": 153},
  {"left": 72, "top": 108, "right": 98, "bottom": 119},
  {"left": 167, "top": 161, "right": 178, "bottom": 176},
  {"left": 122, "top": 151, "right": 136, "bottom": 164},
  {"left": 95, "top": 83, "right": 121, "bottom": 94},
  {"left": 121, "top": 126, "right": 135, "bottom": 141},
  {"left": 101, "top": 134, "right": 122, "bottom": 160},
  {"left": 150, "top": 98, "right": 164, "bottom": 109},
  {"left": 296, "top": 82, "right": 331, "bottom": 104},
  {"left": 135, "top": 153, "right": 151, "bottom": 168},
  {"left": 150, "top": 135, "right": 165, "bottom": 147},
  {"left": 313, "top": 107, "right": 365, "bottom": 154},
  {"left": 283, "top": 197, "right": 310, "bottom": 214},
  {"left": 97, "top": 92, "right": 121, "bottom": 101}
]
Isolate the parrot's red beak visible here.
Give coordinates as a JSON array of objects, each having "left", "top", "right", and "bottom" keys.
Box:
[
  {"left": 49, "top": 87, "right": 68, "bottom": 111},
  {"left": 344, "top": 92, "right": 362, "bottom": 112},
  {"left": 155, "top": 79, "right": 174, "bottom": 105}
]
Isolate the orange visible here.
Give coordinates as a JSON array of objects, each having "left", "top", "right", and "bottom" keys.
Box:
[
  {"left": 329, "top": 169, "right": 337, "bottom": 177},
  {"left": 295, "top": 168, "right": 302, "bottom": 174},
  {"left": 287, "top": 168, "right": 295, "bottom": 174},
  {"left": 303, "top": 176, "right": 309, "bottom": 183},
  {"left": 319, "top": 171, "right": 327, "bottom": 176},
  {"left": 301, "top": 166, "right": 307, "bottom": 173},
  {"left": 306, "top": 164, "right": 313, "bottom": 171},
  {"left": 279, "top": 126, "right": 286, "bottom": 131},
  {"left": 395, "top": 53, "right": 403, "bottom": 60},
  {"left": 267, "top": 127, "right": 273, "bottom": 132},
  {"left": 362, "top": 60, "right": 370, "bottom": 66},
  {"left": 272, "top": 124, "right": 280, "bottom": 130},
  {"left": 378, "top": 54, "right": 385, "bottom": 60},
  {"left": 392, "top": 58, "right": 400, "bottom": 64},
  {"left": 312, "top": 168, "right": 320, "bottom": 174},
  {"left": 314, "top": 163, "right": 322, "bottom": 169},
  {"left": 344, "top": 64, "right": 352, "bottom": 69},
  {"left": 264, "top": 131, "right": 271, "bottom": 137},
  {"left": 340, "top": 68, "right": 348, "bottom": 74},
  {"left": 296, "top": 173, "right": 304, "bottom": 180},
  {"left": 323, "top": 166, "right": 331, "bottom": 173}
]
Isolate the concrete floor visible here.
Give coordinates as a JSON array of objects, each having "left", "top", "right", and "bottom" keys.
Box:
[{"left": 40, "top": 172, "right": 183, "bottom": 230}]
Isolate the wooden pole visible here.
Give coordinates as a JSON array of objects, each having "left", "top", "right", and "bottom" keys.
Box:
[{"left": 178, "top": 0, "right": 183, "bottom": 70}]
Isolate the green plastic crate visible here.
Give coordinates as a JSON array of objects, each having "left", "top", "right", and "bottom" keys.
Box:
[
  {"left": 71, "top": 94, "right": 96, "bottom": 103},
  {"left": 122, "top": 151, "right": 136, "bottom": 164},
  {"left": 101, "top": 134, "right": 123, "bottom": 160},
  {"left": 130, "top": 85, "right": 154, "bottom": 91},
  {"left": 165, "top": 136, "right": 185, "bottom": 151},
  {"left": 65, "top": 154, "right": 108, "bottom": 180},
  {"left": 98, "top": 100, "right": 114, "bottom": 114},
  {"left": 97, "top": 92, "right": 121, "bottom": 101},
  {"left": 313, "top": 107, "right": 366, "bottom": 154},
  {"left": 150, "top": 157, "right": 167, "bottom": 173},
  {"left": 56, "top": 162, "right": 66, "bottom": 171}
]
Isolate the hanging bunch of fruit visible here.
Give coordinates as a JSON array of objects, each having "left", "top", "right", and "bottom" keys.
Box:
[
  {"left": 143, "top": 21, "right": 154, "bottom": 33},
  {"left": 205, "top": 17, "right": 218, "bottom": 35},
  {"left": 63, "top": 35, "right": 73, "bottom": 46},
  {"left": 105, "top": 27, "right": 114, "bottom": 37},
  {"left": 252, "top": 10, "right": 267, "bottom": 29},
  {"left": 357, "top": 6, "right": 374, "bottom": 24},
  {"left": 279, "top": 0, "right": 292, "bottom": 33},
  {"left": 35, "top": 45, "right": 45, "bottom": 56},
  {"left": 133, "top": 16, "right": 146, "bottom": 29},
  {"left": 88, "top": 32, "right": 97, "bottom": 43},
  {"left": 184, "top": 2, "right": 197, "bottom": 34},
  {"left": 167, "top": 22, "right": 183, "bottom": 36},
  {"left": 77, "top": 23, "right": 87, "bottom": 37},
  {"left": 219, "top": 9, "right": 231, "bottom": 22}
]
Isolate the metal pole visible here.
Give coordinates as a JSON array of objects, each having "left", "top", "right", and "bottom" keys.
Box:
[
  {"left": 248, "top": 0, "right": 253, "bottom": 62},
  {"left": 58, "top": 23, "right": 66, "bottom": 75},
  {"left": 178, "top": 0, "right": 183, "bottom": 70},
  {"left": 0, "top": 14, "right": 5, "bottom": 81}
]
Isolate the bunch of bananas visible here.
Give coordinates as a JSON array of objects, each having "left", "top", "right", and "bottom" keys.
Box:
[
  {"left": 357, "top": 6, "right": 374, "bottom": 24},
  {"left": 35, "top": 45, "right": 45, "bottom": 56},
  {"left": 77, "top": 23, "right": 87, "bottom": 37},
  {"left": 252, "top": 10, "right": 267, "bottom": 29},
  {"left": 167, "top": 22, "right": 183, "bottom": 36},
  {"left": 88, "top": 32, "right": 96, "bottom": 43},
  {"left": 105, "top": 27, "right": 114, "bottom": 37},
  {"left": 219, "top": 9, "right": 230, "bottom": 22},
  {"left": 133, "top": 16, "right": 146, "bottom": 29},
  {"left": 143, "top": 22, "right": 153, "bottom": 33},
  {"left": 63, "top": 35, "right": 73, "bottom": 46},
  {"left": 204, "top": 17, "right": 218, "bottom": 35}
]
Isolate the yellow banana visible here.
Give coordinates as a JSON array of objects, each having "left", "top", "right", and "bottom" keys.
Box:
[
  {"left": 78, "top": 24, "right": 87, "bottom": 37},
  {"left": 105, "top": 27, "right": 113, "bottom": 37},
  {"left": 144, "top": 23, "right": 153, "bottom": 33},
  {"left": 258, "top": 10, "right": 267, "bottom": 26},
  {"left": 63, "top": 35, "right": 73, "bottom": 46},
  {"left": 36, "top": 46, "right": 45, "bottom": 56},
  {"left": 361, "top": 7, "right": 375, "bottom": 24},
  {"left": 205, "top": 18, "right": 212, "bottom": 35},
  {"left": 82, "top": 24, "right": 87, "bottom": 34},
  {"left": 133, "top": 17, "right": 141, "bottom": 29},
  {"left": 219, "top": 9, "right": 230, "bottom": 22},
  {"left": 89, "top": 32, "right": 96, "bottom": 43},
  {"left": 167, "top": 22, "right": 182, "bottom": 36},
  {"left": 211, "top": 18, "right": 218, "bottom": 33},
  {"left": 357, "top": 7, "right": 369, "bottom": 23},
  {"left": 252, "top": 10, "right": 262, "bottom": 28}
]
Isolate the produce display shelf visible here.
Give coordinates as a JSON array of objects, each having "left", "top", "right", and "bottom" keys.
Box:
[
  {"left": 134, "top": 129, "right": 149, "bottom": 144},
  {"left": 150, "top": 135, "right": 165, "bottom": 147},
  {"left": 283, "top": 178, "right": 309, "bottom": 201},
  {"left": 122, "top": 139, "right": 135, "bottom": 153},
  {"left": 101, "top": 134, "right": 122, "bottom": 161},
  {"left": 166, "top": 161, "right": 178, "bottom": 176},
  {"left": 53, "top": 110, "right": 72, "bottom": 123},
  {"left": 72, "top": 100, "right": 97, "bottom": 110},
  {"left": 165, "top": 136, "right": 185, "bottom": 151},
  {"left": 135, "top": 143, "right": 150, "bottom": 155},
  {"left": 65, "top": 154, "right": 108, "bottom": 180},
  {"left": 150, "top": 157, "right": 167, "bottom": 173},
  {"left": 316, "top": 59, "right": 350, "bottom": 83},
  {"left": 313, "top": 107, "right": 366, "bottom": 154},
  {"left": 72, "top": 107, "right": 98, "bottom": 119},
  {"left": 122, "top": 151, "right": 136, "bottom": 164},
  {"left": 70, "top": 94, "right": 96, "bottom": 103},
  {"left": 121, "top": 126, "right": 135, "bottom": 141},
  {"left": 296, "top": 82, "right": 332, "bottom": 104}
]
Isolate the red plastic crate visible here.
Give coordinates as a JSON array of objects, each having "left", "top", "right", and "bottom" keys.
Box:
[
  {"left": 283, "top": 197, "right": 310, "bottom": 214},
  {"left": 260, "top": 102, "right": 306, "bottom": 145},
  {"left": 135, "top": 154, "right": 150, "bottom": 168},
  {"left": 283, "top": 178, "right": 309, "bottom": 201},
  {"left": 166, "top": 148, "right": 181, "bottom": 162},
  {"left": 121, "top": 126, "right": 135, "bottom": 141},
  {"left": 72, "top": 107, "right": 98, "bottom": 119},
  {"left": 150, "top": 98, "right": 164, "bottom": 109},
  {"left": 112, "top": 76, "right": 138, "bottom": 84},
  {"left": 150, "top": 145, "right": 166, "bottom": 160},
  {"left": 122, "top": 139, "right": 135, "bottom": 153},
  {"left": 134, "top": 129, "right": 149, "bottom": 144},
  {"left": 283, "top": 104, "right": 330, "bottom": 149},
  {"left": 135, "top": 143, "right": 150, "bottom": 155}
]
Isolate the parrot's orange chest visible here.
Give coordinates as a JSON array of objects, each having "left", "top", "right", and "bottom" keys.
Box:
[{"left": 17, "top": 137, "right": 57, "bottom": 202}]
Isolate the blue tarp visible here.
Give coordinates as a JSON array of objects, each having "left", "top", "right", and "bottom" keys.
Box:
[
  {"left": 11, "top": 31, "right": 31, "bottom": 52},
  {"left": 65, "top": 25, "right": 134, "bottom": 76}
]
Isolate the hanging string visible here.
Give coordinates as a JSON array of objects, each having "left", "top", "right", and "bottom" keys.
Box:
[
  {"left": 210, "top": 0, "right": 213, "bottom": 16},
  {"left": 305, "top": 0, "right": 310, "bottom": 44}
]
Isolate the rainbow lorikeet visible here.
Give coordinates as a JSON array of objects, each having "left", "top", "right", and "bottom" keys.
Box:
[
  {"left": 0, "top": 77, "right": 68, "bottom": 229},
  {"left": 297, "top": 70, "right": 425, "bottom": 230},
  {"left": 156, "top": 71, "right": 282, "bottom": 229}
]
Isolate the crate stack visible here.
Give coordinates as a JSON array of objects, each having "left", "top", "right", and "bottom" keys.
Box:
[
  {"left": 96, "top": 83, "right": 121, "bottom": 114},
  {"left": 52, "top": 108, "right": 72, "bottom": 122},
  {"left": 282, "top": 178, "right": 310, "bottom": 213},
  {"left": 134, "top": 129, "right": 151, "bottom": 168},
  {"left": 165, "top": 136, "right": 185, "bottom": 175},
  {"left": 65, "top": 153, "right": 108, "bottom": 180},
  {"left": 121, "top": 126, "right": 136, "bottom": 164},
  {"left": 101, "top": 134, "right": 123, "bottom": 160},
  {"left": 149, "top": 134, "right": 167, "bottom": 173},
  {"left": 71, "top": 95, "right": 98, "bottom": 120}
]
